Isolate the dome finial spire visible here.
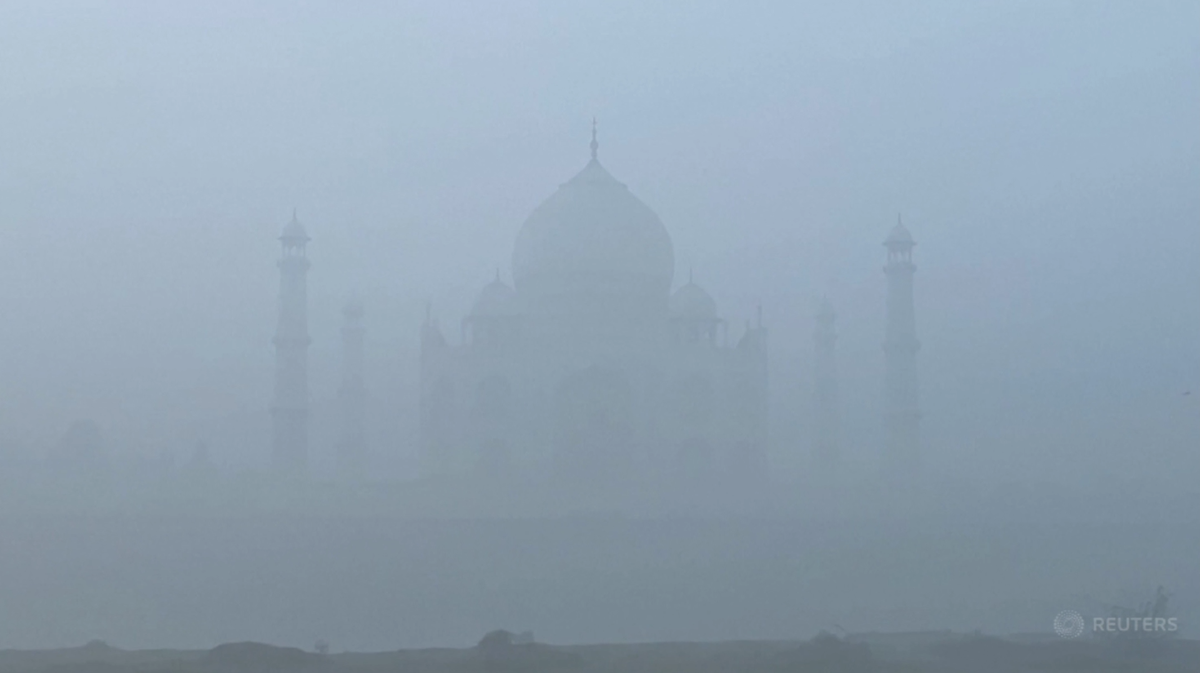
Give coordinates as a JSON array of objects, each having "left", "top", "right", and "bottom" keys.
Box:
[{"left": 590, "top": 117, "right": 598, "bottom": 161}]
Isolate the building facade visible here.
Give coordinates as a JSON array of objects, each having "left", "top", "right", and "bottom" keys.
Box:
[{"left": 419, "top": 135, "right": 768, "bottom": 482}]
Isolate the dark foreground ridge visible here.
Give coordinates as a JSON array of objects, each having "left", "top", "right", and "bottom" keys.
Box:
[{"left": 1, "top": 632, "right": 1197, "bottom": 673}]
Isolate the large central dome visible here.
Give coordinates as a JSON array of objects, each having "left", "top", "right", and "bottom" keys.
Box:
[{"left": 512, "top": 149, "right": 675, "bottom": 310}]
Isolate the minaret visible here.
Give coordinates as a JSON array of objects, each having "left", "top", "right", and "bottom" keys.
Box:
[
  {"left": 813, "top": 297, "right": 840, "bottom": 468},
  {"left": 883, "top": 215, "right": 920, "bottom": 470},
  {"left": 337, "top": 298, "right": 367, "bottom": 478},
  {"left": 590, "top": 116, "right": 599, "bottom": 161},
  {"left": 271, "top": 210, "right": 311, "bottom": 474}
]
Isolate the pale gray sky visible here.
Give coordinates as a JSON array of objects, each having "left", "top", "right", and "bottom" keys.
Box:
[{"left": 0, "top": 0, "right": 1197, "bottom": 483}]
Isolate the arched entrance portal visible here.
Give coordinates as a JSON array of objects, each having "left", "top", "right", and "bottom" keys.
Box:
[
  {"left": 553, "top": 366, "right": 635, "bottom": 482},
  {"left": 671, "top": 373, "right": 715, "bottom": 475},
  {"left": 473, "top": 375, "right": 513, "bottom": 472}
]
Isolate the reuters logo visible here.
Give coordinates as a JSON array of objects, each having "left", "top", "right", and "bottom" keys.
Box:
[{"left": 1054, "top": 610, "right": 1086, "bottom": 639}]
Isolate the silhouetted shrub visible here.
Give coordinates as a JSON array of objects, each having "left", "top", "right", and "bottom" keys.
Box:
[{"left": 205, "top": 641, "right": 323, "bottom": 671}]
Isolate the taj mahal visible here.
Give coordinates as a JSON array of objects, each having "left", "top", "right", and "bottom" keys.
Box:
[{"left": 269, "top": 125, "right": 920, "bottom": 482}]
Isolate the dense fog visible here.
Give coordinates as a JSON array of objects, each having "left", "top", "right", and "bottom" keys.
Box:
[{"left": 0, "top": 0, "right": 1197, "bottom": 654}]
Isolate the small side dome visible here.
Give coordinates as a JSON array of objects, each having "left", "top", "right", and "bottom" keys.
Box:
[
  {"left": 281, "top": 209, "right": 309, "bottom": 241},
  {"left": 884, "top": 218, "right": 914, "bottom": 247},
  {"left": 670, "top": 281, "right": 718, "bottom": 321},
  {"left": 471, "top": 273, "right": 519, "bottom": 318}
]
